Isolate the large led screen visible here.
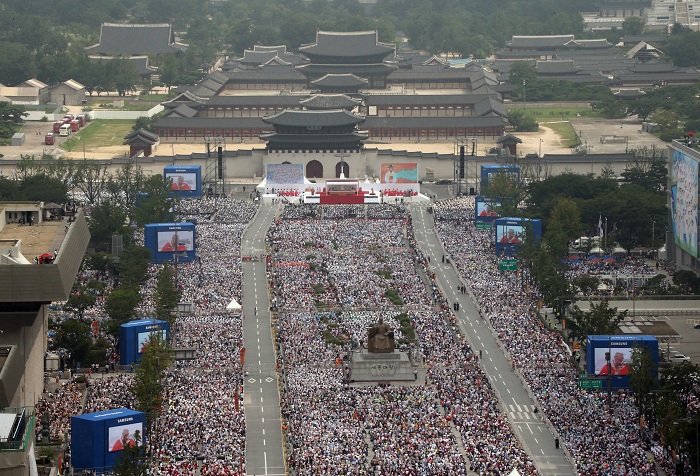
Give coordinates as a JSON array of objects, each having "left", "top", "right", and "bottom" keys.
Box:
[
  {"left": 380, "top": 163, "right": 418, "bottom": 184},
  {"left": 157, "top": 230, "right": 194, "bottom": 253},
  {"left": 137, "top": 329, "right": 167, "bottom": 353},
  {"left": 266, "top": 164, "right": 304, "bottom": 185},
  {"left": 496, "top": 224, "right": 524, "bottom": 245},
  {"left": 166, "top": 172, "right": 197, "bottom": 192},
  {"left": 108, "top": 422, "right": 143, "bottom": 452},
  {"left": 593, "top": 347, "right": 632, "bottom": 375},
  {"left": 671, "top": 150, "right": 698, "bottom": 257}
]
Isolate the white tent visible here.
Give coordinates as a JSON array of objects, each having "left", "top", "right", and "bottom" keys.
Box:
[
  {"left": 612, "top": 243, "right": 626, "bottom": 257},
  {"left": 508, "top": 469, "right": 521, "bottom": 476},
  {"left": 256, "top": 176, "right": 313, "bottom": 192},
  {"left": 589, "top": 246, "right": 604, "bottom": 255},
  {"left": 226, "top": 298, "right": 241, "bottom": 311},
  {"left": 658, "top": 244, "right": 667, "bottom": 260}
]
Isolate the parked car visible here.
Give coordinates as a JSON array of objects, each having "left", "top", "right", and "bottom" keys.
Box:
[{"left": 670, "top": 353, "right": 691, "bottom": 362}]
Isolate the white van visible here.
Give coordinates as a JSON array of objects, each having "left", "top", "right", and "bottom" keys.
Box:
[{"left": 59, "top": 124, "right": 71, "bottom": 136}]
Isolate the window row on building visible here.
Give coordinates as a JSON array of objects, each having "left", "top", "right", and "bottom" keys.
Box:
[{"left": 155, "top": 126, "right": 504, "bottom": 140}]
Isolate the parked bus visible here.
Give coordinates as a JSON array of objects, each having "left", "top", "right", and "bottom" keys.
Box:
[
  {"left": 44, "top": 132, "right": 55, "bottom": 145},
  {"left": 59, "top": 124, "right": 71, "bottom": 136},
  {"left": 70, "top": 120, "right": 79, "bottom": 132},
  {"left": 76, "top": 114, "right": 86, "bottom": 127},
  {"left": 53, "top": 122, "right": 62, "bottom": 133}
]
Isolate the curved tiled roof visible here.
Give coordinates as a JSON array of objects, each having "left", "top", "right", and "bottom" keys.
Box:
[
  {"left": 300, "top": 94, "right": 361, "bottom": 110},
  {"left": 262, "top": 109, "right": 365, "bottom": 128},
  {"left": 508, "top": 35, "right": 575, "bottom": 49},
  {"left": 311, "top": 74, "right": 368, "bottom": 88},
  {"left": 85, "top": 23, "right": 187, "bottom": 55},
  {"left": 259, "top": 132, "right": 369, "bottom": 144},
  {"left": 297, "top": 63, "right": 395, "bottom": 75},
  {"left": 299, "top": 31, "right": 394, "bottom": 58}
]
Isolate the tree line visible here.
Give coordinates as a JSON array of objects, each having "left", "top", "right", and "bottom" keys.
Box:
[{"left": 0, "top": 0, "right": 614, "bottom": 88}]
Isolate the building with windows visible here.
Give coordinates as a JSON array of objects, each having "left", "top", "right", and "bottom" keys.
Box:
[{"left": 645, "top": 0, "right": 700, "bottom": 31}]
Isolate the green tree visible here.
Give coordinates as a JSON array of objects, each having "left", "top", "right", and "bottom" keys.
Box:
[
  {"left": 85, "top": 252, "right": 113, "bottom": 275},
  {"left": 105, "top": 57, "right": 139, "bottom": 97},
  {"left": 548, "top": 197, "right": 582, "bottom": 243},
  {"left": 107, "top": 159, "right": 145, "bottom": 213},
  {"left": 105, "top": 286, "right": 142, "bottom": 330},
  {"left": 481, "top": 167, "right": 524, "bottom": 217},
  {"left": 0, "top": 101, "right": 27, "bottom": 140},
  {"left": 0, "top": 42, "right": 36, "bottom": 86},
  {"left": 0, "top": 177, "right": 23, "bottom": 200},
  {"left": 566, "top": 300, "right": 627, "bottom": 345},
  {"left": 111, "top": 430, "right": 147, "bottom": 476},
  {"left": 88, "top": 201, "right": 130, "bottom": 252},
  {"left": 53, "top": 319, "right": 92, "bottom": 367},
  {"left": 507, "top": 109, "right": 539, "bottom": 132},
  {"left": 665, "top": 30, "right": 700, "bottom": 67},
  {"left": 629, "top": 344, "right": 658, "bottom": 418},
  {"left": 130, "top": 332, "right": 172, "bottom": 429},
  {"left": 20, "top": 174, "right": 68, "bottom": 203},
  {"left": 74, "top": 159, "right": 110, "bottom": 205},
  {"left": 64, "top": 287, "right": 97, "bottom": 320},
  {"left": 118, "top": 246, "right": 151, "bottom": 288},
  {"left": 509, "top": 62, "right": 537, "bottom": 98},
  {"left": 626, "top": 98, "right": 662, "bottom": 121},
  {"left": 571, "top": 275, "right": 600, "bottom": 295},
  {"left": 133, "top": 175, "right": 173, "bottom": 228},
  {"left": 154, "top": 265, "right": 180, "bottom": 325},
  {"left": 620, "top": 151, "right": 667, "bottom": 202},
  {"left": 622, "top": 16, "right": 645, "bottom": 36},
  {"left": 15, "top": 154, "right": 41, "bottom": 180},
  {"left": 673, "top": 270, "right": 700, "bottom": 294}
]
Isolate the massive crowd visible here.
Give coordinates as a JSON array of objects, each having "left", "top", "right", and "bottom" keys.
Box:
[
  {"left": 270, "top": 205, "right": 536, "bottom": 475},
  {"left": 34, "top": 192, "right": 684, "bottom": 476},
  {"left": 433, "top": 196, "right": 657, "bottom": 475}
]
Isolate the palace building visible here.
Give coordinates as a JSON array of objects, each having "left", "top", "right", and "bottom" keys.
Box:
[{"left": 154, "top": 30, "right": 509, "bottom": 143}]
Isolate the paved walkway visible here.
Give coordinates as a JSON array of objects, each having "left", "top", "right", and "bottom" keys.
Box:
[{"left": 240, "top": 203, "right": 286, "bottom": 476}]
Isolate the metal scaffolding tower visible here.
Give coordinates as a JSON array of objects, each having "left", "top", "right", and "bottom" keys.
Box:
[
  {"left": 204, "top": 137, "right": 226, "bottom": 197},
  {"left": 453, "top": 137, "right": 478, "bottom": 196}
]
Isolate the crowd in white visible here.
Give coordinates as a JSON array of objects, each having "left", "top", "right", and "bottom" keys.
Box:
[
  {"left": 433, "top": 196, "right": 656, "bottom": 475},
  {"left": 36, "top": 191, "right": 677, "bottom": 476},
  {"left": 270, "top": 204, "right": 536, "bottom": 475}
]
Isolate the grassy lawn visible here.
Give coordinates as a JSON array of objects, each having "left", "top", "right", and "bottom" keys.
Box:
[
  {"left": 542, "top": 121, "right": 582, "bottom": 148},
  {"left": 60, "top": 120, "right": 134, "bottom": 152},
  {"left": 508, "top": 107, "right": 602, "bottom": 120}
]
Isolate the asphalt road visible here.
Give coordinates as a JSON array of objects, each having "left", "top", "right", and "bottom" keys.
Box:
[
  {"left": 240, "top": 202, "right": 286, "bottom": 476},
  {"left": 409, "top": 204, "right": 576, "bottom": 476}
]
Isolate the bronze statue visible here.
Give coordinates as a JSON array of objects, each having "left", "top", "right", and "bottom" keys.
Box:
[{"left": 367, "top": 318, "right": 394, "bottom": 353}]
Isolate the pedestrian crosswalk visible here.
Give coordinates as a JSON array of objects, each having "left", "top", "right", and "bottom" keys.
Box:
[{"left": 508, "top": 403, "right": 539, "bottom": 421}]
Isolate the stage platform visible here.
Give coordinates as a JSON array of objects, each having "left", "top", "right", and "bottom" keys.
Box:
[{"left": 260, "top": 193, "right": 429, "bottom": 204}]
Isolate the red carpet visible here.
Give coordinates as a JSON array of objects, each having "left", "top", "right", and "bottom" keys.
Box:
[{"left": 319, "top": 194, "right": 365, "bottom": 205}]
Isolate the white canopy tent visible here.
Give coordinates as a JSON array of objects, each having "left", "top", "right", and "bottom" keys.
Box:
[
  {"left": 226, "top": 298, "right": 242, "bottom": 311},
  {"left": 589, "top": 246, "right": 604, "bottom": 255},
  {"left": 612, "top": 243, "right": 626, "bottom": 257}
]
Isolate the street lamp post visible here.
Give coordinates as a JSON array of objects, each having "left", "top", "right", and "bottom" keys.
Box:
[
  {"left": 539, "top": 138, "right": 543, "bottom": 158},
  {"left": 522, "top": 80, "right": 526, "bottom": 110}
]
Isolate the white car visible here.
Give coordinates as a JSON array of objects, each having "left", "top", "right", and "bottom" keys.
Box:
[{"left": 670, "top": 353, "right": 691, "bottom": 362}]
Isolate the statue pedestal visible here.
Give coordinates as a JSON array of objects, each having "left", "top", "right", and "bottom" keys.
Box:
[{"left": 349, "top": 349, "right": 415, "bottom": 382}]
